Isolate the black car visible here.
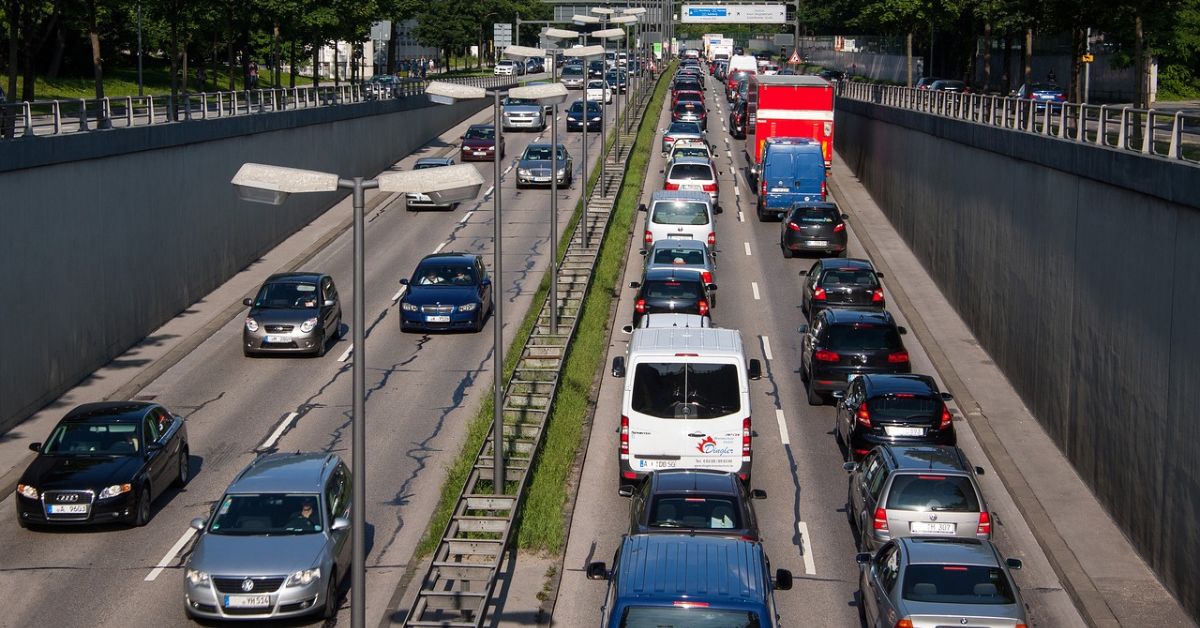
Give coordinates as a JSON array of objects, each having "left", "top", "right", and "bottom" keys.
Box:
[
  {"left": 673, "top": 78, "right": 704, "bottom": 94},
  {"left": 799, "top": 258, "right": 885, "bottom": 317},
  {"left": 818, "top": 69, "right": 846, "bottom": 82},
  {"left": 798, "top": 308, "right": 910, "bottom": 405},
  {"left": 834, "top": 375, "right": 956, "bottom": 461},
  {"left": 566, "top": 99, "right": 603, "bottom": 132},
  {"left": 243, "top": 272, "right": 343, "bottom": 357},
  {"left": 629, "top": 268, "right": 716, "bottom": 327},
  {"left": 398, "top": 253, "right": 494, "bottom": 332},
  {"left": 16, "top": 401, "right": 190, "bottom": 528},
  {"left": 729, "top": 100, "right": 747, "bottom": 139},
  {"left": 622, "top": 469, "right": 766, "bottom": 540},
  {"left": 780, "top": 202, "right": 850, "bottom": 258},
  {"left": 588, "top": 59, "right": 605, "bottom": 78}
]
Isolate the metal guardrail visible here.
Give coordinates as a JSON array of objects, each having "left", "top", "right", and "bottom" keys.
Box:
[
  {"left": 0, "top": 74, "right": 530, "bottom": 140},
  {"left": 838, "top": 82, "right": 1200, "bottom": 165}
]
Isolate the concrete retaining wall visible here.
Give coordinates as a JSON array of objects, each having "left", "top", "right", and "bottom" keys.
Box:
[
  {"left": 835, "top": 97, "right": 1200, "bottom": 618},
  {"left": 1, "top": 96, "right": 488, "bottom": 431}
]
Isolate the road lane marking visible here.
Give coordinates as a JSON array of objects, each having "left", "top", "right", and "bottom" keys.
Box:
[
  {"left": 459, "top": 211, "right": 473, "bottom": 224},
  {"left": 145, "top": 528, "right": 198, "bottom": 582},
  {"left": 752, "top": 282, "right": 760, "bottom": 300},
  {"left": 484, "top": 185, "right": 495, "bottom": 197},
  {"left": 775, "top": 409, "right": 790, "bottom": 445},
  {"left": 723, "top": 137, "right": 730, "bottom": 144},
  {"left": 744, "top": 242, "right": 752, "bottom": 256},
  {"left": 260, "top": 412, "right": 299, "bottom": 451},
  {"left": 738, "top": 210, "right": 744, "bottom": 222},
  {"left": 761, "top": 335, "right": 773, "bottom": 360},
  {"left": 726, "top": 150, "right": 732, "bottom": 159},
  {"left": 734, "top": 185, "right": 740, "bottom": 197},
  {"left": 433, "top": 241, "right": 447, "bottom": 254},
  {"left": 391, "top": 285, "right": 407, "bottom": 302},
  {"left": 337, "top": 345, "right": 354, "bottom": 362},
  {"left": 797, "top": 522, "right": 817, "bottom": 574}
]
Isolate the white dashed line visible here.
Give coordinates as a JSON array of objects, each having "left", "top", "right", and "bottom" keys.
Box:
[
  {"left": 738, "top": 210, "right": 744, "bottom": 222},
  {"left": 744, "top": 242, "right": 752, "bottom": 256},
  {"left": 391, "top": 285, "right": 407, "bottom": 302},
  {"left": 798, "top": 521, "right": 817, "bottom": 575},
  {"left": 483, "top": 185, "right": 495, "bottom": 197},
  {"left": 751, "top": 282, "right": 760, "bottom": 300},
  {"left": 503, "top": 165, "right": 513, "bottom": 175},
  {"left": 761, "top": 335, "right": 774, "bottom": 361},
  {"left": 260, "top": 412, "right": 299, "bottom": 451},
  {"left": 726, "top": 150, "right": 732, "bottom": 158},
  {"left": 723, "top": 137, "right": 730, "bottom": 144},
  {"left": 144, "top": 528, "right": 197, "bottom": 582},
  {"left": 459, "top": 211, "right": 473, "bottom": 224},
  {"left": 433, "top": 241, "right": 447, "bottom": 254},
  {"left": 337, "top": 345, "right": 354, "bottom": 362},
  {"left": 775, "top": 409, "right": 790, "bottom": 445}
]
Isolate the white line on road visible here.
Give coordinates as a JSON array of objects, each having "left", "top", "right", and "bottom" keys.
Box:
[
  {"left": 738, "top": 210, "right": 744, "bottom": 222},
  {"left": 726, "top": 150, "right": 732, "bottom": 159},
  {"left": 433, "top": 241, "right": 447, "bottom": 254},
  {"left": 459, "top": 211, "right": 473, "bottom": 224},
  {"left": 391, "top": 285, "right": 407, "bottom": 303},
  {"left": 337, "top": 345, "right": 354, "bottom": 362},
  {"left": 503, "top": 165, "right": 513, "bottom": 175},
  {"left": 775, "top": 409, "right": 790, "bottom": 445},
  {"left": 752, "top": 282, "right": 760, "bottom": 300},
  {"left": 260, "top": 412, "right": 299, "bottom": 451},
  {"left": 798, "top": 521, "right": 817, "bottom": 575},
  {"left": 734, "top": 185, "right": 740, "bottom": 197},
  {"left": 723, "top": 137, "right": 730, "bottom": 144},
  {"left": 484, "top": 185, "right": 495, "bottom": 198},
  {"left": 144, "top": 528, "right": 197, "bottom": 582},
  {"left": 744, "top": 242, "right": 752, "bottom": 256},
  {"left": 761, "top": 335, "right": 774, "bottom": 361}
]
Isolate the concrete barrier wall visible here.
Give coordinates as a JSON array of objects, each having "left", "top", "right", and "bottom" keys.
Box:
[
  {"left": 835, "top": 98, "right": 1200, "bottom": 618},
  {"left": 1, "top": 96, "right": 488, "bottom": 431}
]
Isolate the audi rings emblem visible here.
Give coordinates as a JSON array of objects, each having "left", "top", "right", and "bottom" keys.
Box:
[
  {"left": 241, "top": 578, "right": 255, "bottom": 592},
  {"left": 57, "top": 494, "right": 79, "bottom": 503}
]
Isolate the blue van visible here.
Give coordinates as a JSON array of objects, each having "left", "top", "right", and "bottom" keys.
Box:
[
  {"left": 587, "top": 534, "right": 793, "bottom": 627},
  {"left": 755, "top": 138, "right": 827, "bottom": 221}
]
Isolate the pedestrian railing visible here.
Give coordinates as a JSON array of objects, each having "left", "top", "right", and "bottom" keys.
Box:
[
  {"left": 838, "top": 81, "right": 1200, "bottom": 165},
  {"left": 0, "top": 74, "right": 533, "bottom": 141}
]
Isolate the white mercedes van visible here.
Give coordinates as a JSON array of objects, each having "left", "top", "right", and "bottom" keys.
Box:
[{"left": 610, "top": 327, "right": 762, "bottom": 490}]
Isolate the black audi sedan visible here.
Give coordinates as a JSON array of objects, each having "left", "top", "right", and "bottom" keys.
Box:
[
  {"left": 834, "top": 374, "right": 956, "bottom": 461},
  {"left": 243, "top": 272, "right": 343, "bottom": 357},
  {"left": 780, "top": 202, "right": 850, "bottom": 258},
  {"left": 622, "top": 469, "right": 766, "bottom": 541},
  {"left": 16, "top": 401, "right": 189, "bottom": 528},
  {"left": 629, "top": 268, "right": 716, "bottom": 327},
  {"left": 798, "top": 308, "right": 910, "bottom": 405},
  {"left": 799, "top": 258, "right": 885, "bottom": 317}
]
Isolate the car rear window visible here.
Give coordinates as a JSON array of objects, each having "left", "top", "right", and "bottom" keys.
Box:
[
  {"left": 870, "top": 394, "right": 941, "bottom": 420},
  {"left": 621, "top": 607, "right": 762, "bottom": 628},
  {"left": 886, "top": 474, "right": 980, "bottom": 512},
  {"left": 673, "top": 103, "right": 705, "bottom": 115},
  {"left": 672, "top": 147, "right": 710, "bottom": 160},
  {"left": 819, "top": 269, "right": 878, "bottom": 288},
  {"left": 668, "top": 122, "right": 702, "bottom": 134},
  {"left": 644, "top": 279, "right": 704, "bottom": 300},
  {"left": 631, "top": 362, "right": 740, "bottom": 419},
  {"left": 649, "top": 496, "right": 742, "bottom": 530},
  {"left": 789, "top": 207, "right": 840, "bottom": 223},
  {"left": 668, "top": 164, "right": 714, "bottom": 181},
  {"left": 652, "top": 202, "right": 710, "bottom": 225},
  {"left": 824, "top": 324, "right": 902, "bottom": 351},
  {"left": 901, "top": 564, "right": 1016, "bottom": 605},
  {"left": 652, "top": 247, "right": 706, "bottom": 266}
]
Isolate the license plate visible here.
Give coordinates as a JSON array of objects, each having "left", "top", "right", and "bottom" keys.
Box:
[
  {"left": 224, "top": 594, "right": 272, "bottom": 609},
  {"left": 636, "top": 459, "right": 677, "bottom": 469},
  {"left": 885, "top": 426, "right": 925, "bottom": 437},
  {"left": 910, "top": 521, "right": 957, "bottom": 534},
  {"left": 264, "top": 335, "right": 287, "bottom": 344},
  {"left": 425, "top": 315, "right": 451, "bottom": 323},
  {"left": 806, "top": 240, "right": 828, "bottom": 246},
  {"left": 681, "top": 184, "right": 702, "bottom": 191},
  {"left": 474, "top": 151, "right": 487, "bottom": 156},
  {"left": 47, "top": 504, "right": 88, "bottom": 514},
  {"left": 770, "top": 187, "right": 789, "bottom": 192},
  {"left": 668, "top": 234, "right": 692, "bottom": 239}
]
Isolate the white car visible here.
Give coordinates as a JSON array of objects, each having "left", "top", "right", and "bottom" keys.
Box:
[
  {"left": 585, "top": 79, "right": 612, "bottom": 104},
  {"left": 494, "top": 60, "right": 517, "bottom": 76}
]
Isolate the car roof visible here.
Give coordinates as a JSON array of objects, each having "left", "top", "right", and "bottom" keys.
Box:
[
  {"left": 650, "top": 190, "right": 710, "bottom": 203},
  {"left": 265, "top": 272, "right": 323, "bottom": 283},
  {"left": 880, "top": 445, "right": 970, "bottom": 472},
  {"left": 62, "top": 401, "right": 156, "bottom": 423},
  {"left": 228, "top": 452, "right": 338, "bottom": 494},
  {"left": 418, "top": 252, "right": 478, "bottom": 265},
  {"left": 651, "top": 469, "right": 740, "bottom": 494},
  {"left": 862, "top": 373, "right": 939, "bottom": 396},
  {"left": 816, "top": 258, "right": 874, "bottom": 271},
  {"left": 901, "top": 538, "right": 1000, "bottom": 567},
  {"left": 756, "top": 75, "right": 830, "bottom": 87},
  {"left": 822, "top": 308, "right": 896, "bottom": 325},
  {"left": 649, "top": 238, "right": 708, "bottom": 251},
  {"left": 644, "top": 267, "right": 705, "bottom": 282},
  {"left": 614, "top": 535, "right": 769, "bottom": 606}
]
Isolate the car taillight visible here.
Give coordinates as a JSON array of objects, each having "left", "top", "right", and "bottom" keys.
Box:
[
  {"left": 742, "top": 417, "right": 751, "bottom": 459},
  {"left": 977, "top": 511, "right": 991, "bottom": 535},
  {"left": 698, "top": 299, "right": 709, "bottom": 316},
  {"left": 873, "top": 506, "right": 889, "bottom": 532},
  {"left": 895, "top": 620, "right": 914, "bottom": 628},
  {"left": 701, "top": 271, "right": 713, "bottom": 284},
  {"left": 707, "top": 232, "right": 716, "bottom": 247},
  {"left": 664, "top": 135, "right": 675, "bottom": 143},
  {"left": 813, "top": 287, "right": 827, "bottom": 301},
  {"left": 820, "top": 180, "right": 827, "bottom": 199},
  {"left": 814, "top": 350, "right": 839, "bottom": 362},
  {"left": 940, "top": 405, "right": 953, "bottom": 429},
  {"left": 887, "top": 351, "right": 909, "bottom": 364},
  {"left": 663, "top": 182, "right": 679, "bottom": 190},
  {"left": 702, "top": 183, "right": 717, "bottom": 192},
  {"left": 644, "top": 231, "right": 653, "bottom": 245},
  {"left": 787, "top": 221, "right": 802, "bottom": 231},
  {"left": 833, "top": 223, "right": 845, "bottom": 233},
  {"left": 620, "top": 415, "right": 629, "bottom": 455},
  {"left": 635, "top": 299, "right": 646, "bottom": 314},
  {"left": 856, "top": 402, "right": 871, "bottom": 428},
  {"left": 871, "top": 288, "right": 884, "bottom": 303}
]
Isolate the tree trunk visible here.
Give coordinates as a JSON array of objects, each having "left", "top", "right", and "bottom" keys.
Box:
[
  {"left": 1022, "top": 27, "right": 1033, "bottom": 90},
  {"left": 289, "top": 39, "right": 297, "bottom": 87},
  {"left": 906, "top": 31, "right": 913, "bottom": 87},
  {"left": 1133, "top": 13, "right": 1144, "bottom": 108},
  {"left": 313, "top": 40, "right": 321, "bottom": 87},
  {"left": 227, "top": 11, "right": 236, "bottom": 90},
  {"left": 48, "top": 17, "right": 65, "bottom": 79},
  {"left": 1002, "top": 33, "right": 1012, "bottom": 93},
  {"left": 170, "top": 9, "right": 179, "bottom": 120},
  {"left": 386, "top": 20, "right": 397, "bottom": 75},
  {"left": 272, "top": 21, "right": 281, "bottom": 87},
  {"left": 87, "top": 0, "right": 104, "bottom": 100},
  {"left": 21, "top": 1, "right": 37, "bottom": 101},
  {"left": 333, "top": 42, "right": 340, "bottom": 85},
  {"left": 982, "top": 21, "right": 992, "bottom": 91},
  {"left": 6, "top": 0, "right": 18, "bottom": 101},
  {"left": 182, "top": 46, "right": 190, "bottom": 93},
  {"left": 1070, "top": 26, "right": 1084, "bottom": 102}
]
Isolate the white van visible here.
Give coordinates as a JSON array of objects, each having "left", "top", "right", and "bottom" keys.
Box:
[
  {"left": 639, "top": 190, "right": 717, "bottom": 251},
  {"left": 728, "top": 54, "right": 758, "bottom": 73},
  {"left": 611, "top": 327, "right": 762, "bottom": 490}
]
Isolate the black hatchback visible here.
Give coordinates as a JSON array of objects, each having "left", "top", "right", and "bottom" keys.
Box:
[
  {"left": 834, "top": 374, "right": 956, "bottom": 461},
  {"left": 629, "top": 268, "right": 716, "bottom": 327},
  {"left": 798, "top": 308, "right": 910, "bottom": 405},
  {"left": 622, "top": 469, "right": 766, "bottom": 540},
  {"left": 799, "top": 258, "right": 885, "bottom": 317},
  {"left": 780, "top": 202, "right": 849, "bottom": 258}
]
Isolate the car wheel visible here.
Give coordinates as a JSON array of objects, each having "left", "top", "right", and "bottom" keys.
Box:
[
  {"left": 322, "top": 571, "right": 339, "bottom": 619},
  {"left": 314, "top": 332, "right": 327, "bottom": 358},
  {"left": 781, "top": 241, "right": 794, "bottom": 258},
  {"left": 133, "top": 485, "right": 152, "bottom": 527},
  {"left": 806, "top": 378, "right": 824, "bottom": 406},
  {"left": 173, "top": 449, "right": 190, "bottom": 488},
  {"left": 332, "top": 320, "right": 343, "bottom": 340}
]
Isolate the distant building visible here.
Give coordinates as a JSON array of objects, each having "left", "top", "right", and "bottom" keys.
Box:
[{"left": 371, "top": 19, "right": 441, "bottom": 74}]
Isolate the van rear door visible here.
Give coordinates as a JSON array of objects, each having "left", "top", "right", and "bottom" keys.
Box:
[{"left": 627, "top": 360, "right": 743, "bottom": 473}]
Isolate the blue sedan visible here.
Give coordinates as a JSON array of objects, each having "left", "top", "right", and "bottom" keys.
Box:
[{"left": 398, "top": 253, "right": 493, "bottom": 333}]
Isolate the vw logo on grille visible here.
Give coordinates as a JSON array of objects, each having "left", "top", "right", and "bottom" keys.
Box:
[
  {"left": 57, "top": 494, "right": 79, "bottom": 503},
  {"left": 929, "top": 513, "right": 938, "bottom": 521},
  {"left": 241, "top": 578, "right": 255, "bottom": 592}
]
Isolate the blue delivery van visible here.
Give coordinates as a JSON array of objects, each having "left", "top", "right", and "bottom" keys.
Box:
[
  {"left": 587, "top": 534, "right": 793, "bottom": 627},
  {"left": 755, "top": 138, "right": 827, "bottom": 221}
]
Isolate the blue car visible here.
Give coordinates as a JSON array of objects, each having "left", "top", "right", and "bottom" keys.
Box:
[
  {"left": 1016, "top": 82, "right": 1066, "bottom": 112},
  {"left": 398, "top": 253, "right": 493, "bottom": 333}
]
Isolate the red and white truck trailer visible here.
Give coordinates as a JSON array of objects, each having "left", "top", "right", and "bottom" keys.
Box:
[{"left": 746, "top": 75, "right": 835, "bottom": 183}]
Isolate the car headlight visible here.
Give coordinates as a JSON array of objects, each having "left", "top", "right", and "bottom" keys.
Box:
[
  {"left": 518, "top": 168, "right": 531, "bottom": 176},
  {"left": 16, "top": 484, "right": 37, "bottom": 499},
  {"left": 245, "top": 317, "right": 259, "bottom": 332},
  {"left": 286, "top": 567, "right": 321, "bottom": 587},
  {"left": 98, "top": 483, "right": 132, "bottom": 499},
  {"left": 557, "top": 168, "right": 566, "bottom": 176},
  {"left": 459, "top": 303, "right": 477, "bottom": 312},
  {"left": 300, "top": 318, "right": 318, "bottom": 333},
  {"left": 186, "top": 568, "right": 210, "bottom": 586},
  {"left": 401, "top": 302, "right": 418, "bottom": 312},
  {"left": 591, "top": 116, "right": 601, "bottom": 122}
]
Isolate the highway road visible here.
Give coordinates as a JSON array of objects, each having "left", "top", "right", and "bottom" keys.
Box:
[
  {"left": 0, "top": 84, "right": 627, "bottom": 627},
  {"left": 553, "top": 70, "right": 1088, "bottom": 626}
]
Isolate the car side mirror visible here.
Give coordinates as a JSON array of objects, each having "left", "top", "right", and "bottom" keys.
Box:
[
  {"left": 798, "top": 270, "right": 808, "bottom": 276},
  {"left": 831, "top": 390, "right": 845, "bottom": 400},
  {"left": 747, "top": 359, "right": 762, "bottom": 380},
  {"left": 777, "top": 211, "right": 787, "bottom": 220},
  {"left": 621, "top": 324, "right": 634, "bottom": 335},
  {"left": 612, "top": 356, "right": 626, "bottom": 378},
  {"left": 842, "top": 461, "right": 857, "bottom": 472},
  {"left": 145, "top": 442, "right": 163, "bottom": 454},
  {"left": 975, "top": 466, "right": 986, "bottom": 475},
  {"left": 750, "top": 489, "right": 767, "bottom": 500},
  {"left": 711, "top": 144, "right": 718, "bottom": 152},
  {"left": 242, "top": 298, "right": 254, "bottom": 307},
  {"left": 629, "top": 281, "right": 641, "bottom": 289},
  {"left": 586, "top": 562, "right": 609, "bottom": 580},
  {"left": 28, "top": 442, "right": 41, "bottom": 453},
  {"left": 841, "top": 213, "right": 850, "bottom": 219},
  {"left": 332, "top": 516, "right": 351, "bottom": 531},
  {"left": 706, "top": 284, "right": 718, "bottom": 292},
  {"left": 639, "top": 249, "right": 648, "bottom": 256},
  {"left": 774, "top": 569, "right": 793, "bottom": 590},
  {"left": 797, "top": 324, "right": 809, "bottom": 334},
  {"left": 399, "top": 278, "right": 409, "bottom": 286},
  {"left": 638, "top": 203, "right": 647, "bottom": 212},
  {"left": 855, "top": 552, "right": 871, "bottom": 565},
  {"left": 875, "top": 272, "right": 884, "bottom": 278},
  {"left": 1006, "top": 558, "right": 1023, "bottom": 570},
  {"left": 897, "top": 326, "right": 908, "bottom": 335},
  {"left": 618, "top": 486, "right": 635, "bottom": 498},
  {"left": 324, "top": 299, "right": 336, "bottom": 307},
  {"left": 190, "top": 517, "right": 207, "bottom": 532},
  {"left": 940, "top": 392, "right": 953, "bottom": 401},
  {"left": 481, "top": 278, "right": 492, "bottom": 286}
]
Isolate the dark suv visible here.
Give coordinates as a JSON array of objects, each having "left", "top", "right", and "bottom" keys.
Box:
[
  {"left": 629, "top": 268, "right": 715, "bottom": 327},
  {"left": 798, "top": 309, "right": 910, "bottom": 405},
  {"left": 834, "top": 374, "right": 956, "bottom": 461},
  {"left": 799, "top": 258, "right": 885, "bottom": 316},
  {"left": 622, "top": 469, "right": 766, "bottom": 540}
]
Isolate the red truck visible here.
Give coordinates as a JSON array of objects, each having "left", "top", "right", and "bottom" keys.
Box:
[{"left": 747, "top": 75, "right": 835, "bottom": 184}]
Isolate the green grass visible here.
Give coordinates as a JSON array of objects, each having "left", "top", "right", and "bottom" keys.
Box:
[{"left": 2, "top": 63, "right": 320, "bottom": 102}]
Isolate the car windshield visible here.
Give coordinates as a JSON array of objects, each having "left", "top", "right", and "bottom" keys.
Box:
[
  {"left": 208, "top": 493, "right": 324, "bottom": 535},
  {"left": 253, "top": 281, "right": 320, "bottom": 309},
  {"left": 569, "top": 101, "right": 602, "bottom": 114},
  {"left": 631, "top": 362, "right": 740, "bottom": 419},
  {"left": 652, "top": 247, "right": 706, "bottom": 266},
  {"left": 42, "top": 422, "right": 139, "bottom": 456},
  {"left": 652, "top": 201, "right": 710, "bottom": 225},
  {"left": 649, "top": 495, "right": 742, "bottom": 530},
  {"left": 825, "top": 324, "right": 901, "bottom": 351},
  {"left": 523, "top": 146, "right": 566, "bottom": 161},
  {"left": 464, "top": 127, "right": 494, "bottom": 140},
  {"left": 562, "top": 66, "right": 583, "bottom": 76},
  {"left": 413, "top": 263, "right": 476, "bottom": 286},
  {"left": 790, "top": 207, "right": 840, "bottom": 223},
  {"left": 668, "top": 122, "right": 701, "bottom": 134},
  {"left": 819, "top": 269, "right": 878, "bottom": 288},
  {"left": 1029, "top": 83, "right": 1060, "bottom": 91},
  {"left": 414, "top": 161, "right": 449, "bottom": 170},
  {"left": 620, "top": 606, "right": 761, "bottom": 627},
  {"left": 588, "top": 80, "right": 606, "bottom": 89},
  {"left": 503, "top": 98, "right": 536, "bottom": 106},
  {"left": 887, "top": 474, "right": 980, "bottom": 512},
  {"left": 669, "top": 164, "right": 714, "bottom": 181},
  {"left": 938, "top": 81, "right": 966, "bottom": 89},
  {"left": 902, "top": 564, "right": 1016, "bottom": 605}
]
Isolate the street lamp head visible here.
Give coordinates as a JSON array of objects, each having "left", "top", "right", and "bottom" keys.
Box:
[
  {"left": 610, "top": 15, "right": 637, "bottom": 24},
  {"left": 594, "top": 28, "right": 626, "bottom": 40},
  {"left": 425, "top": 81, "right": 487, "bottom": 104},
  {"left": 231, "top": 163, "right": 339, "bottom": 205},
  {"left": 510, "top": 82, "right": 569, "bottom": 106},
  {"left": 591, "top": 7, "right": 615, "bottom": 15},
  {"left": 377, "top": 164, "right": 484, "bottom": 204},
  {"left": 503, "top": 45, "right": 546, "bottom": 59},
  {"left": 572, "top": 14, "right": 600, "bottom": 24},
  {"left": 545, "top": 27, "right": 580, "bottom": 40},
  {"left": 563, "top": 45, "right": 606, "bottom": 59},
  {"left": 621, "top": 7, "right": 647, "bottom": 15}
]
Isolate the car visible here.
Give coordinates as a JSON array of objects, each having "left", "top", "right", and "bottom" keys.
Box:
[
  {"left": 525, "top": 56, "right": 544, "bottom": 73},
  {"left": 628, "top": 312, "right": 712, "bottom": 331},
  {"left": 776, "top": 68, "right": 797, "bottom": 75},
  {"left": 405, "top": 157, "right": 458, "bottom": 210},
  {"left": 798, "top": 308, "right": 911, "bottom": 405},
  {"left": 16, "top": 401, "right": 189, "bottom": 528},
  {"left": 183, "top": 452, "right": 351, "bottom": 621},
  {"left": 799, "top": 258, "right": 885, "bottom": 316},
  {"left": 629, "top": 267, "right": 716, "bottom": 326},
  {"left": 660, "top": 121, "right": 704, "bottom": 155},
  {"left": 929, "top": 79, "right": 969, "bottom": 93},
  {"left": 641, "top": 238, "right": 717, "bottom": 298},
  {"left": 588, "top": 59, "right": 605, "bottom": 78},
  {"left": 845, "top": 445, "right": 988, "bottom": 552},
  {"left": 565, "top": 99, "right": 603, "bottom": 131},
  {"left": 585, "top": 79, "right": 612, "bottom": 103},
  {"left": 713, "top": 60, "right": 729, "bottom": 80},
  {"left": 915, "top": 76, "right": 942, "bottom": 89},
  {"left": 780, "top": 201, "right": 850, "bottom": 258},
  {"left": 670, "top": 88, "right": 704, "bottom": 108},
  {"left": 856, "top": 538, "right": 1026, "bottom": 628},
  {"left": 501, "top": 96, "right": 546, "bottom": 131},
  {"left": 243, "top": 273, "right": 343, "bottom": 357},
  {"left": 561, "top": 64, "right": 586, "bottom": 89},
  {"left": 671, "top": 101, "right": 708, "bottom": 130},
  {"left": 755, "top": 138, "right": 826, "bottom": 220},
  {"left": 622, "top": 469, "right": 766, "bottom": 540},
  {"left": 835, "top": 373, "right": 957, "bottom": 462},
  {"left": 516, "top": 143, "right": 573, "bottom": 188},
  {"left": 729, "top": 100, "right": 748, "bottom": 139},
  {"left": 664, "top": 156, "right": 719, "bottom": 208},
  {"left": 365, "top": 74, "right": 398, "bottom": 99},
  {"left": 672, "top": 78, "right": 704, "bottom": 95},
  {"left": 726, "top": 70, "right": 753, "bottom": 101},
  {"left": 459, "top": 124, "right": 504, "bottom": 161},
  {"left": 667, "top": 139, "right": 715, "bottom": 164},
  {"left": 494, "top": 59, "right": 518, "bottom": 76},
  {"left": 605, "top": 69, "right": 628, "bottom": 93},
  {"left": 1015, "top": 81, "right": 1067, "bottom": 110},
  {"left": 398, "top": 253, "right": 493, "bottom": 332},
  {"left": 818, "top": 69, "right": 846, "bottom": 82},
  {"left": 640, "top": 190, "right": 715, "bottom": 250}
]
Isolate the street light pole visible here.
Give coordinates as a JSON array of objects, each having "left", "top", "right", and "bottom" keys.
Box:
[
  {"left": 137, "top": 2, "right": 144, "bottom": 97},
  {"left": 549, "top": 58, "right": 559, "bottom": 334},
  {"left": 491, "top": 87, "right": 506, "bottom": 494},
  {"left": 345, "top": 175, "right": 373, "bottom": 628}
]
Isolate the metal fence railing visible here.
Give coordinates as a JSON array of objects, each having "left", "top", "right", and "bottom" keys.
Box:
[
  {"left": 838, "top": 81, "right": 1200, "bottom": 165},
  {"left": 0, "top": 74, "right": 534, "bottom": 141}
]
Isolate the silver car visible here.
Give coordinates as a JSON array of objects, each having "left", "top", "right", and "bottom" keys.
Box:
[
  {"left": 640, "top": 238, "right": 717, "bottom": 303},
  {"left": 856, "top": 537, "right": 1027, "bottom": 628},
  {"left": 516, "top": 143, "right": 573, "bottom": 188},
  {"left": 183, "top": 453, "right": 352, "bottom": 621},
  {"left": 406, "top": 157, "right": 458, "bottom": 210},
  {"left": 661, "top": 121, "right": 705, "bottom": 156},
  {"left": 242, "top": 272, "right": 342, "bottom": 357},
  {"left": 501, "top": 96, "right": 546, "bottom": 131}
]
